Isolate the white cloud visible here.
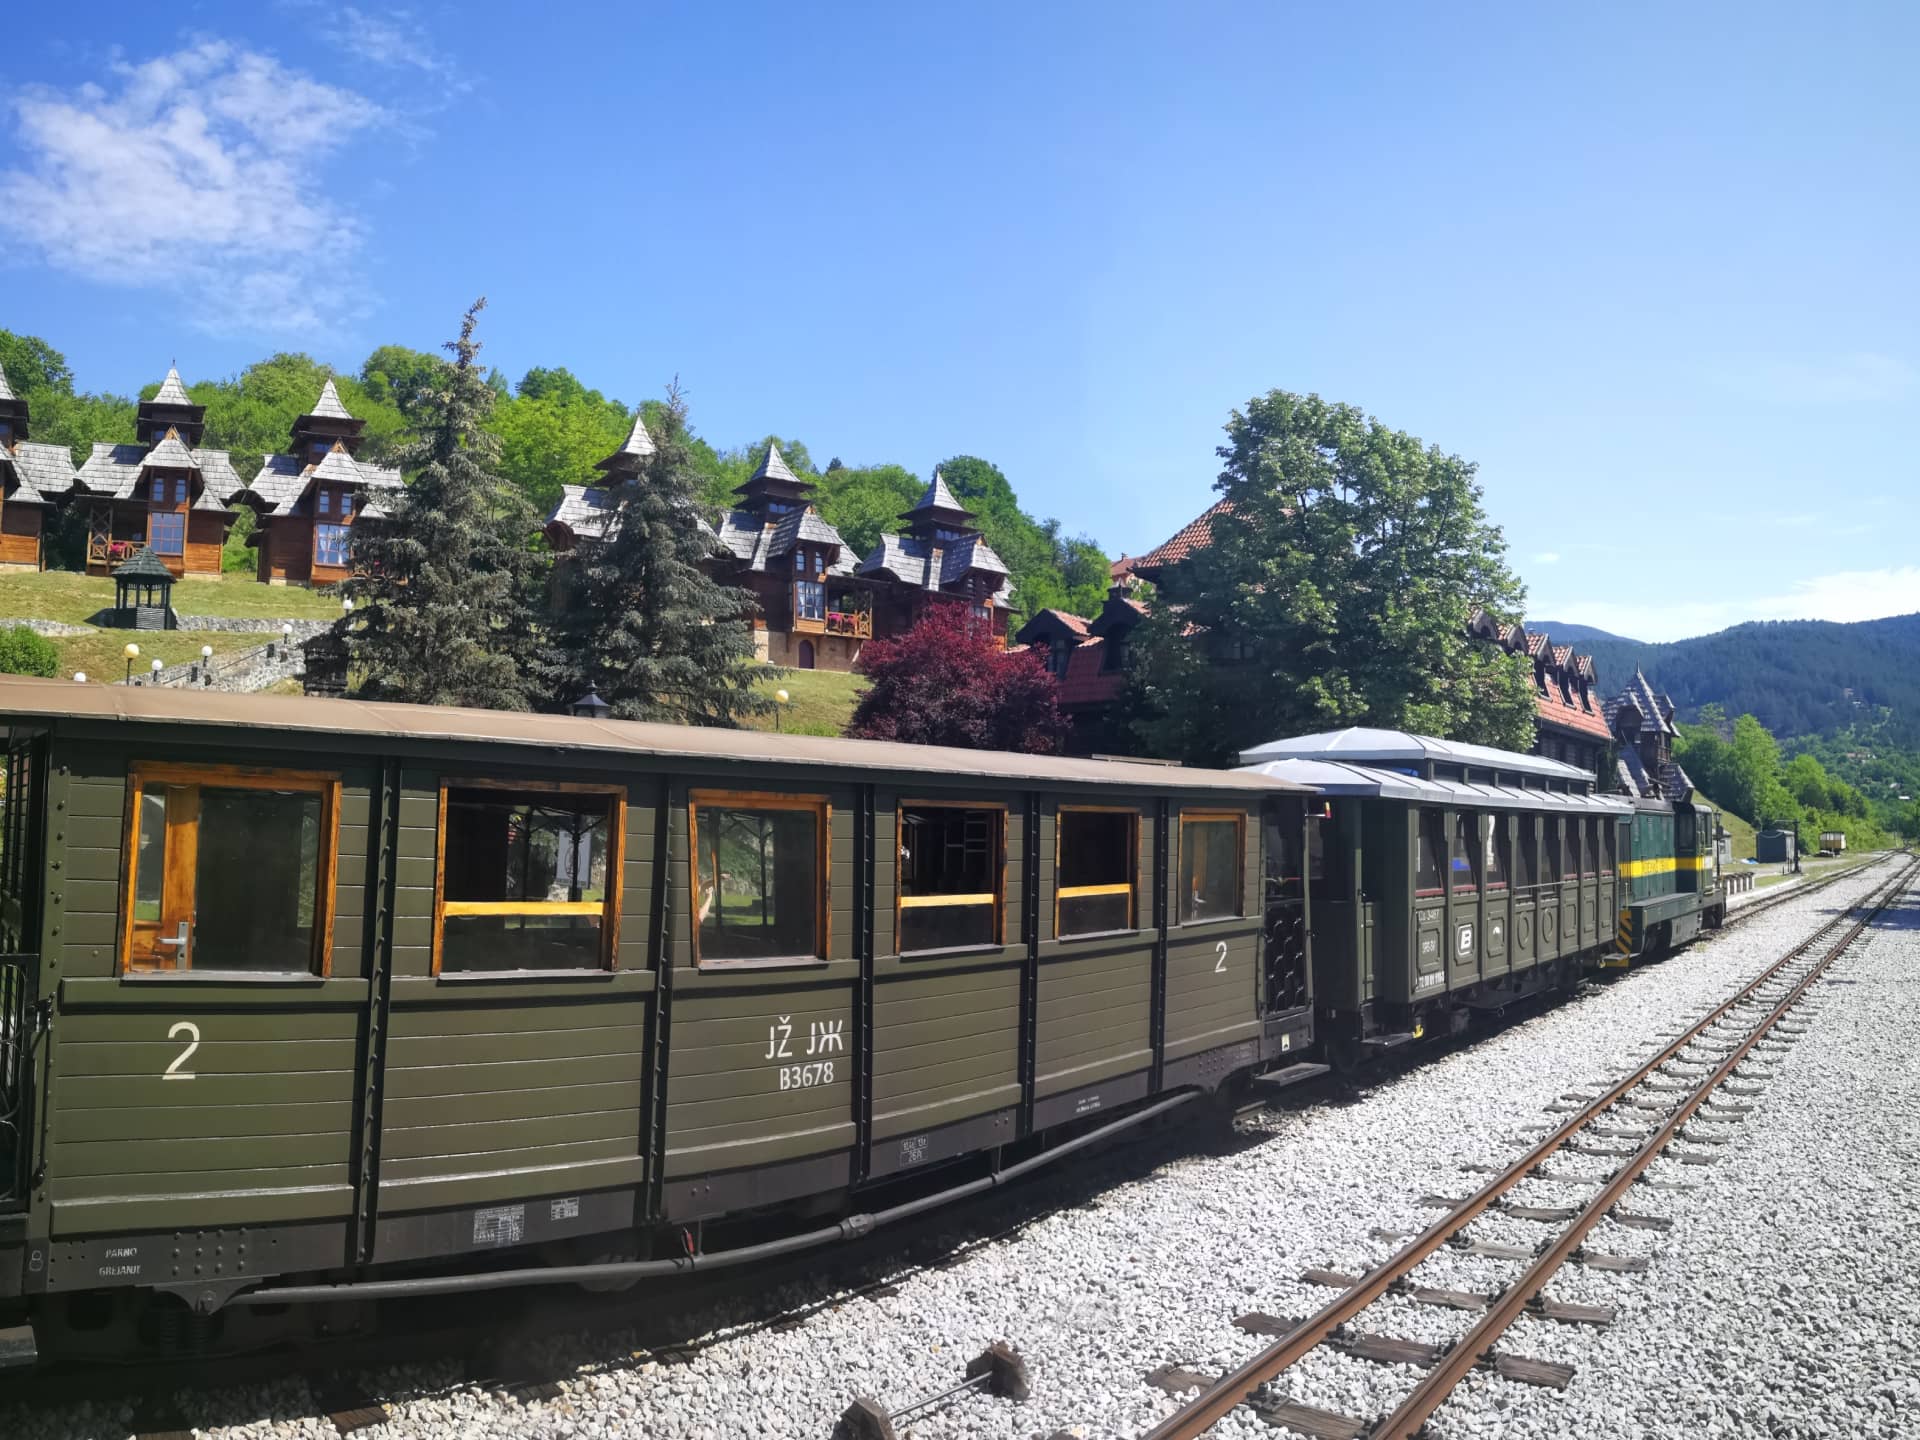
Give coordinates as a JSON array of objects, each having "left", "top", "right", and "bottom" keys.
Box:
[
  {"left": 326, "top": 8, "right": 468, "bottom": 102},
  {"left": 1555, "top": 565, "right": 1920, "bottom": 643},
  {"left": 1533, "top": 551, "right": 1561, "bottom": 565},
  {"left": 0, "top": 42, "right": 383, "bottom": 335}
]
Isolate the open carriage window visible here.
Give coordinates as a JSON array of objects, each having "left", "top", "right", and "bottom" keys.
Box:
[
  {"left": 1542, "top": 817, "right": 1562, "bottom": 882},
  {"left": 1415, "top": 810, "right": 1446, "bottom": 897},
  {"left": 123, "top": 764, "right": 339, "bottom": 976},
  {"left": 898, "top": 803, "right": 1004, "bottom": 953},
  {"left": 1603, "top": 820, "right": 1617, "bottom": 876},
  {"left": 1483, "top": 815, "right": 1510, "bottom": 891},
  {"left": 1517, "top": 817, "right": 1539, "bottom": 887},
  {"left": 1179, "top": 811, "right": 1244, "bottom": 923},
  {"left": 692, "top": 792, "right": 828, "bottom": 967},
  {"left": 438, "top": 783, "right": 624, "bottom": 974},
  {"left": 1449, "top": 811, "right": 1481, "bottom": 893},
  {"left": 1056, "top": 807, "right": 1137, "bottom": 937}
]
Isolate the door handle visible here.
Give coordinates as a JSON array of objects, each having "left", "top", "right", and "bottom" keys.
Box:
[{"left": 154, "top": 920, "right": 191, "bottom": 959}]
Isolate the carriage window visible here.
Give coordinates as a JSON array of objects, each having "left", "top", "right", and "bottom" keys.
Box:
[
  {"left": 1415, "top": 810, "right": 1446, "bottom": 896},
  {"left": 1565, "top": 819, "right": 1580, "bottom": 880},
  {"left": 1179, "top": 811, "right": 1244, "bottom": 923},
  {"left": 693, "top": 793, "right": 827, "bottom": 967},
  {"left": 1057, "top": 807, "right": 1136, "bottom": 936},
  {"left": 1517, "top": 817, "right": 1538, "bottom": 887},
  {"left": 1543, "top": 818, "right": 1562, "bottom": 882},
  {"left": 1449, "top": 812, "right": 1480, "bottom": 893},
  {"left": 1602, "top": 821, "right": 1617, "bottom": 875},
  {"left": 898, "top": 803, "right": 1003, "bottom": 952},
  {"left": 1584, "top": 818, "right": 1600, "bottom": 878},
  {"left": 1484, "top": 816, "right": 1510, "bottom": 891},
  {"left": 123, "top": 764, "right": 337, "bottom": 975},
  {"left": 1264, "top": 804, "right": 1303, "bottom": 903},
  {"left": 439, "top": 785, "right": 622, "bottom": 973}
]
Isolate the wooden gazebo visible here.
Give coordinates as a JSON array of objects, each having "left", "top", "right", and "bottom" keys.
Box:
[{"left": 110, "top": 546, "right": 177, "bottom": 630}]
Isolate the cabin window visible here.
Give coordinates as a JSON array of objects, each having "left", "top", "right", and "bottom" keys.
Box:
[
  {"left": 1056, "top": 806, "right": 1137, "bottom": 936},
  {"left": 1542, "top": 818, "right": 1562, "bottom": 882},
  {"left": 148, "top": 512, "right": 185, "bottom": 555},
  {"left": 1483, "top": 816, "right": 1510, "bottom": 891},
  {"left": 692, "top": 792, "right": 828, "bottom": 967},
  {"left": 149, "top": 478, "right": 164, "bottom": 503},
  {"left": 122, "top": 764, "right": 339, "bottom": 976},
  {"left": 315, "top": 523, "right": 351, "bottom": 568},
  {"left": 898, "top": 803, "right": 1003, "bottom": 952},
  {"left": 341, "top": 490, "right": 354, "bottom": 517},
  {"left": 318, "top": 489, "right": 332, "bottom": 514},
  {"left": 1517, "top": 817, "right": 1539, "bottom": 887},
  {"left": 795, "top": 580, "right": 826, "bottom": 621},
  {"left": 437, "top": 783, "right": 623, "bottom": 974},
  {"left": 174, "top": 477, "right": 188, "bottom": 504},
  {"left": 1178, "top": 811, "right": 1244, "bottom": 923},
  {"left": 793, "top": 549, "right": 805, "bottom": 573},
  {"left": 1415, "top": 810, "right": 1446, "bottom": 896}
]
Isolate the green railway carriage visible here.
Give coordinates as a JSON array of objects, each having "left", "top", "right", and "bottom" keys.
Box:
[
  {"left": 1610, "top": 794, "right": 1725, "bottom": 962},
  {"left": 0, "top": 680, "right": 1311, "bottom": 1358},
  {"left": 1239, "top": 730, "right": 1637, "bottom": 1057}
]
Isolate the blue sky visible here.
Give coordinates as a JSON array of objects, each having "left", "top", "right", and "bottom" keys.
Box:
[{"left": 3, "top": 3, "right": 1916, "bottom": 642}]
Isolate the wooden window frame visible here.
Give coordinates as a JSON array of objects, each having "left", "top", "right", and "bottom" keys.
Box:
[
  {"left": 895, "top": 798, "right": 1007, "bottom": 955},
  {"left": 433, "top": 777, "right": 627, "bottom": 977},
  {"left": 689, "top": 789, "right": 831, "bottom": 970},
  {"left": 1054, "top": 803, "right": 1139, "bottom": 939},
  {"left": 118, "top": 761, "right": 342, "bottom": 978},
  {"left": 1175, "top": 808, "right": 1245, "bottom": 925}
]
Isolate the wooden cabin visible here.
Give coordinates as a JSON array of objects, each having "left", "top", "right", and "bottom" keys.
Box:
[
  {"left": 68, "top": 368, "right": 238, "bottom": 578},
  {"left": 235, "top": 381, "right": 400, "bottom": 586},
  {"left": 0, "top": 361, "right": 76, "bottom": 570}
]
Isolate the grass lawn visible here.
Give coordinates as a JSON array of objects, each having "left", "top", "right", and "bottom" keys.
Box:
[
  {"left": 743, "top": 669, "right": 867, "bottom": 737},
  {"left": 0, "top": 570, "right": 341, "bottom": 625}
]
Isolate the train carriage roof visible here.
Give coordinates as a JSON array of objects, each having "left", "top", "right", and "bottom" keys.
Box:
[
  {"left": 1237, "top": 726, "right": 1597, "bottom": 783},
  {"left": 1238, "top": 756, "right": 1634, "bottom": 815},
  {"left": 0, "top": 678, "right": 1308, "bottom": 796}
]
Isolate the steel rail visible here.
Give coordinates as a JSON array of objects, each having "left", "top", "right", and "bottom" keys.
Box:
[
  {"left": 1140, "top": 854, "right": 1914, "bottom": 1440},
  {"left": 1368, "top": 857, "right": 1909, "bottom": 1438}
]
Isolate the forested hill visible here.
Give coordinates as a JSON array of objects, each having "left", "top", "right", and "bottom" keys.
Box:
[
  {"left": 1539, "top": 613, "right": 1920, "bottom": 742},
  {"left": 1524, "top": 620, "right": 1643, "bottom": 648}
]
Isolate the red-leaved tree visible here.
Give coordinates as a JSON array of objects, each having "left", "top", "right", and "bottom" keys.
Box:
[{"left": 846, "top": 606, "right": 1067, "bottom": 754}]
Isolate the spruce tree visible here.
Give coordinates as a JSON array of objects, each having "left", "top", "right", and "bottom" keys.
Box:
[
  {"left": 345, "top": 300, "right": 540, "bottom": 709},
  {"left": 545, "top": 382, "right": 772, "bottom": 724}
]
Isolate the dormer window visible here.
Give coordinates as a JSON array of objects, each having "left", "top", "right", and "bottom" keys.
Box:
[{"left": 310, "top": 441, "right": 330, "bottom": 462}]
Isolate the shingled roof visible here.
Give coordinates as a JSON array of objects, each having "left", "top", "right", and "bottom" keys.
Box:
[
  {"left": 905, "top": 468, "right": 971, "bottom": 519},
  {"left": 745, "top": 441, "right": 802, "bottom": 488},
  {"left": 597, "top": 412, "right": 656, "bottom": 469},
  {"left": 856, "top": 531, "right": 1013, "bottom": 602},
  {"left": 308, "top": 379, "right": 354, "bottom": 420},
  {"left": 0, "top": 361, "right": 14, "bottom": 403},
  {"left": 151, "top": 367, "right": 193, "bottom": 407}
]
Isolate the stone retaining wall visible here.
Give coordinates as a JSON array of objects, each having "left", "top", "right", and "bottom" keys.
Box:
[{"left": 123, "top": 635, "right": 324, "bottom": 694}]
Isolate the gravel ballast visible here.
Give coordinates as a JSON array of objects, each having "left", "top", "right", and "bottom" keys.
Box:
[{"left": 1, "top": 857, "right": 1905, "bottom": 1440}]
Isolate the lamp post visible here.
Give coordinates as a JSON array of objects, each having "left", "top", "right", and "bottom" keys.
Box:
[
  {"left": 774, "top": 687, "right": 790, "bottom": 733},
  {"left": 150, "top": 658, "right": 163, "bottom": 685},
  {"left": 72, "top": 672, "right": 86, "bottom": 684},
  {"left": 123, "top": 642, "right": 139, "bottom": 685},
  {"left": 571, "top": 690, "right": 611, "bottom": 720}
]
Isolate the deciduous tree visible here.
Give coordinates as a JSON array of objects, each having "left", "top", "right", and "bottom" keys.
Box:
[{"left": 847, "top": 606, "right": 1066, "bottom": 753}]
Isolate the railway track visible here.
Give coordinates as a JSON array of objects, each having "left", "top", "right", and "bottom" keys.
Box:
[{"left": 1140, "top": 853, "right": 1915, "bottom": 1440}]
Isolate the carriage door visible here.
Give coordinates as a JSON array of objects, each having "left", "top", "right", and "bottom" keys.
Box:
[{"left": 1261, "top": 797, "right": 1309, "bottom": 1019}]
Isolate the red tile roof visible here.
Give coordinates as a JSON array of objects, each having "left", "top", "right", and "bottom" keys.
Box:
[
  {"left": 1536, "top": 685, "right": 1612, "bottom": 740},
  {"left": 1057, "top": 637, "right": 1125, "bottom": 707},
  {"left": 1131, "top": 499, "right": 1233, "bottom": 575},
  {"left": 1525, "top": 632, "right": 1550, "bottom": 657}
]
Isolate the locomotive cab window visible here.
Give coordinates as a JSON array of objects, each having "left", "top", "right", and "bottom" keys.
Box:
[
  {"left": 692, "top": 792, "right": 828, "bottom": 967},
  {"left": 1057, "top": 807, "right": 1137, "bottom": 937},
  {"left": 898, "top": 802, "right": 1004, "bottom": 953},
  {"left": 123, "top": 764, "right": 339, "bottom": 976},
  {"left": 438, "top": 783, "right": 624, "bottom": 974},
  {"left": 1415, "top": 810, "right": 1446, "bottom": 896},
  {"left": 1178, "top": 810, "right": 1244, "bottom": 923}
]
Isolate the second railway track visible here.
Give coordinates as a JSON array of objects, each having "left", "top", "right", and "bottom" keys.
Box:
[{"left": 1140, "top": 854, "right": 1916, "bottom": 1440}]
